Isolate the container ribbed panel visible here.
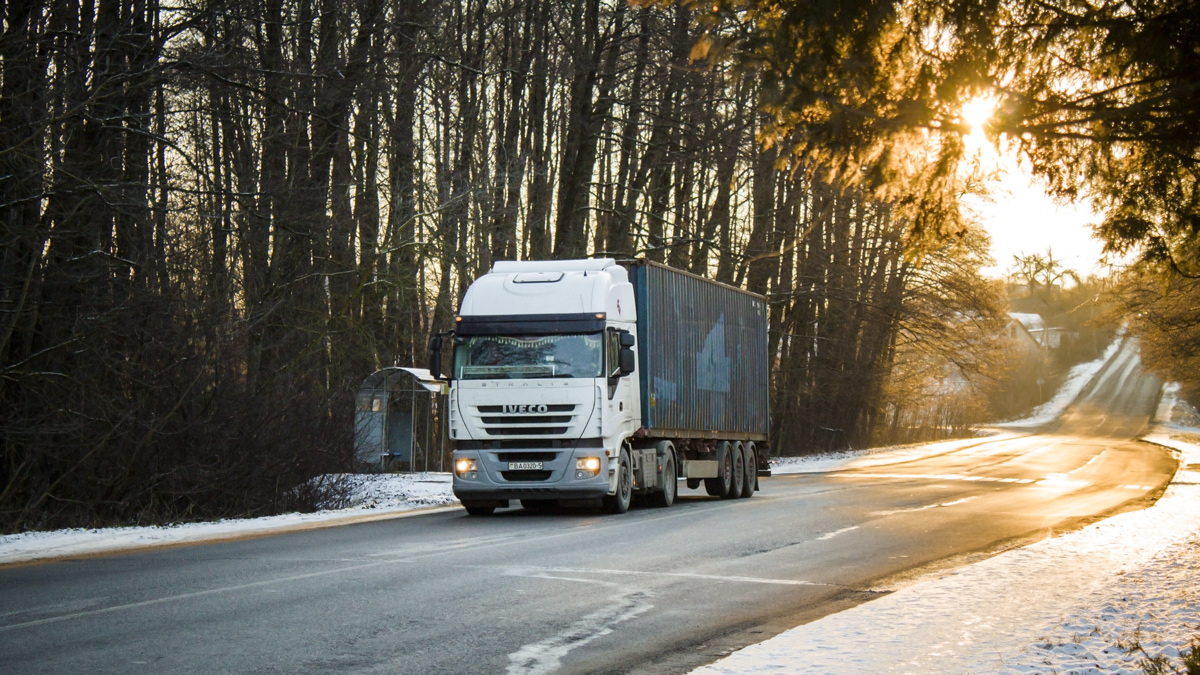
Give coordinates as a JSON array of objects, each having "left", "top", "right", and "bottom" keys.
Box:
[{"left": 625, "top": 261, "right": 769, "bottom": 439}]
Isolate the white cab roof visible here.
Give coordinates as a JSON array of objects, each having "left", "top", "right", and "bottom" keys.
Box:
[
  {"left": 491, "top": 258, "right": 617, "bottom": 273},
  {"left": 459, "top": 259, "right": 636, "bottom": 322}
]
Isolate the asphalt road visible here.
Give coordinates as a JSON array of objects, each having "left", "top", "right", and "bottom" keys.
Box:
[{"left": 0, "top": 340, "right": 1176, "bottom": 674}]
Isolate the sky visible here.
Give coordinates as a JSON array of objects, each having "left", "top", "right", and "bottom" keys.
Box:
[
  {"left": 966, "top": 161, "right": 1110, "bottom": 280},
  {"left": 957, "top": 98, "right": 1114, "bottom": 280}
]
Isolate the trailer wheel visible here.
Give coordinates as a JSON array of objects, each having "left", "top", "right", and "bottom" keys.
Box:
[
  {"left": 725, "top": 442, "right": 745, "bottom": 500},
  {"left": 650, "top": 453, "right": 676, "bottom": 508},
  {"left": 739, "top": 443, "right": 757, "bottom": 498},
  {"left": 604, "top": 450, "right": 633, "bottom": 514},
  {"left": 463, "top": 502, "right": 495, "bottom": 516},
  {"left": 705, "top": 441, "right": 733, "bottom": 497}
]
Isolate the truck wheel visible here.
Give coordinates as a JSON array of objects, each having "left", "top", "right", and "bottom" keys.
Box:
[
  {"left": 725, "top": 442, "right": 745, "bottom": 500},
  {"left": 739, "top": 443, "right": 757, "bottom": 498},
  {"left": 463, "top": 502, "right": 495, "bottom": 516},
  {"left": 705, "top": 441, "right": 733, "bottom": 497},
  {"left": 603, "top": 450, "right": 632, "bottom": 514},
  {"left": 650, "top": 453, "right": 676, "bottom": 508}
]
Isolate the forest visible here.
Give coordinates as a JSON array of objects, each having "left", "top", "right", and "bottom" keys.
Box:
[{"left": 1, "top": 0, "right": 1196, "bottom": 531}]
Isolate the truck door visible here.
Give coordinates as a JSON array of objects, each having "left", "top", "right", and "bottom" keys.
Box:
[{"left": 604, "top": 328, "right": 637, "bottom": 437}]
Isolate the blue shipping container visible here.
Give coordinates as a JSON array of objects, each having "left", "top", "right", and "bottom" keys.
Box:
[{"left": 624, "top": 260, "right": 770, "bottom": 441}]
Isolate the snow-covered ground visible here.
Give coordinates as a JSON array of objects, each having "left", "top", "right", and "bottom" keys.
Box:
[
  {"left": 693, "top": 386, "right": 1200, "bottom": 675},
  {"left": 0, "top": 473, "right": 458, "bottom": 566}
]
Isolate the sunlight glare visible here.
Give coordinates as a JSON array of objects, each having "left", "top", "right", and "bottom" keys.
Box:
[
  {"left": 960, "top": 95, "right": 1000, "bottom": 157},
  {"left": 961, "top": 96, "right": 997, "bottom": 135}
]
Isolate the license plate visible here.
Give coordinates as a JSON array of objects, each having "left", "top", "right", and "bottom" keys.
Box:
[{"left": 508, "top": 462, "right": 543, "bottom": 470}]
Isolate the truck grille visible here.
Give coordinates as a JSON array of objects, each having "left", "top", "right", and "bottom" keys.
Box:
[
  {"left": 477, "top": 404, "right": 576, "bottom": 413},
  {"left": 488, "top": 426, "right": 568, "bottom": 436},
  {"left": 496, "top": 452, "right": 558, "bottom": 462},
  {"left": 475, "top": 404, "right": 578, "bottom": 437},
  {"left": 480, "top": 415, "right": 572, "bottom": 425}
]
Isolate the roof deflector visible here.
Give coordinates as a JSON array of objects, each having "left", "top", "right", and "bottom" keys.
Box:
[{"left": 512, "top": 272, "right": 564, "bottom": 283}]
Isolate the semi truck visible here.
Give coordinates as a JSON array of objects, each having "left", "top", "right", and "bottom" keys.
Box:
[{"left": 428, "top": 258, "right": 770, "bottom": 515}]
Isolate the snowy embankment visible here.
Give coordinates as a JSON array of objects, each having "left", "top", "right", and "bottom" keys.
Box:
[
  {"left": 0, "top": 474, "right": 458, "bottom": 566},
  {"left": 693, "top": 385, "right": 1200, "bottom": 675}
]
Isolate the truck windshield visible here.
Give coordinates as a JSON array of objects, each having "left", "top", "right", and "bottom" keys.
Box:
[{"left": 454, "top": 333, "right": 603, "bottom": 380}]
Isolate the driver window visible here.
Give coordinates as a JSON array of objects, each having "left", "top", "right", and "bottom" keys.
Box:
[{"left": 606, "top": 329, "right": 621, "bottom": 378}]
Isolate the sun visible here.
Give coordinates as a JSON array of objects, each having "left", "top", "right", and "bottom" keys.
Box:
[{"left": 960, "top": 96, "right": 998, "bottom": 135}]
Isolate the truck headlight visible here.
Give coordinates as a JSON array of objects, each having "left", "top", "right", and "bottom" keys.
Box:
[
  {"left": 455, "top": 458, "right": 478, "bottom": 480},
  {"left": 575, "top": 457, "right": 601, "bottom": 479}
]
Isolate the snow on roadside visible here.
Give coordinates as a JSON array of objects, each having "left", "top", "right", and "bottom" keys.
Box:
[
  {"left": 693, "top": 384, "right": 1200, "bottom": 675},
  {"left": 334, "top": 472, "right": 457, "bottom": 510},
  {"left": 0, "top": 473, "right": 458, "bottom": 566},
  {"left": 997, "top": 328, "right": 1126, "bottom": 429}
]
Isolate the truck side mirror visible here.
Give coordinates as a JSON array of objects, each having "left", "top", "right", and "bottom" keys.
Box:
[
  {"left": 429, "top": 336, "right": 443, "bottom": 379},
  {"left": 619, "top": 347, "right": 635, "bottom": 375},
  {"left": 617, "top": 331, "right": 636, "bottom": 375}
]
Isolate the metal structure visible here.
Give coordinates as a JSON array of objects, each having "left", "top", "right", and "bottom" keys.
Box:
[
  {"left": 624, "top": 259, "right": 770, "bottom": 441},
  {"left": 354, "top": 367, "right": 447, "bottom": 472}
]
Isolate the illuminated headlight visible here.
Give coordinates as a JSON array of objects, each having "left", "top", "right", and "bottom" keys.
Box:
[
  {"left": 575, "top": 457, "right": 601, "bottom": 479},
  {"left": 455, "top": 458, "right": 478, "bottom": 480}
]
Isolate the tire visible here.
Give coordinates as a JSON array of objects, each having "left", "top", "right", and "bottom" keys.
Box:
[
  {"left": 650, "top": 452, "right": 676, "bottom": 508},
  {"left": 705, "top": 441, "right": 733, "bottom": 498},
  {"left": 739, "top": 443, "right": 757, "bottom": 499},
  {"left": 725, "top": 442, "right": 745, "bottom": 500},
  {"left": 603, "top": 449, "right": 633, "bottom": 514},
  {"left": 463, "top": 502, "right": 495, "bottom": 516}
]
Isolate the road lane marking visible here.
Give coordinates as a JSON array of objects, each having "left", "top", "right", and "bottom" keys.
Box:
[
  {"left": 462, "top": 564, "right": 823, "bottom": 587},
  {"left": 817, "top": 526, "right": 859, "bottom": 540},
  {"left": 0, "top": 559, "right": 408, "bottom": 632},
  {"left": 1069, "top": 451, "right": 1106, "bottom": 474},
  {"left": 506, "top": 591, "right": 654, "bottom": 675},
  {"left": 836, "top": 472, "right": 1035, "bottom": 484},
  {"left": 1035, "top": 473, "right": 1090, "bottom": 489},
  {"left": 506, "top": 570, "right": 621, "bottom": 587},
  {"left": 871, "top": 496, "right": 978, "bottom": 516},
  {"left": 839, "top": 469, "right": 1106, "bottom": 491}
]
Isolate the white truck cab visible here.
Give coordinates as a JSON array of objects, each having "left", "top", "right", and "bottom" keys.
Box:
[{"left": 434, "top": 259, "right": 642, "bottom": 514}]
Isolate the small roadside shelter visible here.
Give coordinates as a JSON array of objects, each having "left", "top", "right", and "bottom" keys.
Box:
[{"left": 354, "top": 367, "right": 446, "bottom": 472}]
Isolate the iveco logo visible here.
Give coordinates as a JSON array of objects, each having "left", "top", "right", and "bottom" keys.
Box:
[{"left": 504, "top": 404, "right": 549, "bottom": 414}]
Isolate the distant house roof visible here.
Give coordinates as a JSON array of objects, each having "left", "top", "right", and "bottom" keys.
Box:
[
  {"left": 1008, "top": 312, "right": 1045, "bottom": 331},
  {"left": 1004, "top": 315, "right": 1043, "bottom": 351}
]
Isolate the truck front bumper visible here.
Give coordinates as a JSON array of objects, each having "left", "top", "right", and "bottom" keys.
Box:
[{"left": 451, "top": 447, "right": 613, "bottom": 502}]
